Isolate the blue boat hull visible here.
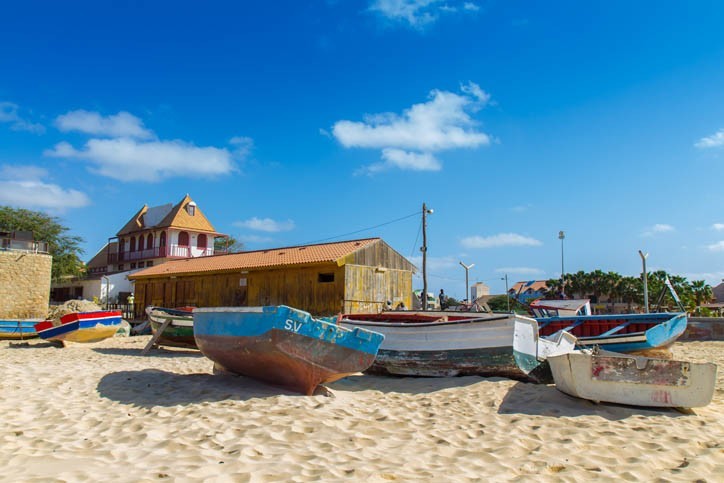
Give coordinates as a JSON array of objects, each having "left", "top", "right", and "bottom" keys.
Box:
[
  {"left": 193, "top": 306, "right": 384, "bottom": 395},
  {"left": 0, "top": 320, "right": 41, "bottom": 339},
  {"left": 535, "top": 312, "right": 687, "bottom": 353}
]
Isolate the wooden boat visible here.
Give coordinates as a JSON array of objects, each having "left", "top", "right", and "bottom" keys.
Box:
[
  {"left": 34, "top": 310, "right": 122, "bottom": 343},
  {"left": 548, "top": 348, "right": 718, "bottom": 408},
  {"left": 533, "top": 312, "right": 687, "bottom": 353},
  {"left": 0, "top": 319, "right": 41, "bottom": 340},
  {"left": 193, "top": 305, "right": 385, "bottom": 395},
  {"left": 337, "top": 311, "right": 574, "bottom": 382},
  {"left": 145, "top": 306, "right": 196, "bottom": 349}
]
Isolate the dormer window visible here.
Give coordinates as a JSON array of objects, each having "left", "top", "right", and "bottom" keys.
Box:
[{"left": 186, "top": 201, "right": 197, "bottom": 216}]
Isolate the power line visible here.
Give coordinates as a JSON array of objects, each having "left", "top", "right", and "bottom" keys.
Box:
[{"left": 300, "top": 211, "right": 419, "bottom": 245}]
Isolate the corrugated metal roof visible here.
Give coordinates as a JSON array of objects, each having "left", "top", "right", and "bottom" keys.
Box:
[{"left": 129, "top": 238, "right": 381, "bottom": 279}]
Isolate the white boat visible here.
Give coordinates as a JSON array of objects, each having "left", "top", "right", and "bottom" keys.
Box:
[
  {"left": 548, "top": 349, "right": 718, "bottom": 408},
  {"left": 337, "top": 312, "right": 574, "bottom": 382}
]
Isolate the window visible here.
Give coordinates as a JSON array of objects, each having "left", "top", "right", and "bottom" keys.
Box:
[
  {"left": 146, "top": 234, "right": 153, "bottom": 250},
  {"left": 197, "top": 234, "right": 207, "bottom": 249},
  {"left": 130, "top": 263, "right": 136, "bottom": 269},
  {"left": 318, "top": 273, "right": 334, "bottom": 283},
  {"left": 186, "top": 202, "right": 196, "bottom": 216},
  {"left": 130, "top": 236, "right": 136, "bottom": 252},
  {"left": 160, "top": 232, "right": 167, "bottom": 246},
  {"left": 146, "top": 261, "right": 153, "bottom": 267},
  {"left": 138, "top": 262, "right": 144, "bottom": 268},
  {"left": 178, "top": 231, "right": 190, "bottom": 246},
  {"left": 119, "top": 264, "right": 124, "bottom": 271}
]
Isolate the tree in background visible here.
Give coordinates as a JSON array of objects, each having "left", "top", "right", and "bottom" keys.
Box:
[
  {"left": 0, "top": 206, "right": 84, "bottom": 281},
  {"left": 214, "top": 235, "right": 245, "bottom": 253}
]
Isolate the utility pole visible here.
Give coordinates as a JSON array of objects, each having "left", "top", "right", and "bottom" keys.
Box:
[
  {"left": 558, "top": 231, "right": 565, "bottom": 297},
  {"left": 421, "top": 203, "right": 433, "bottom": 310},
  {"left": 502, "top": 273, "right": 510, "bottom": 312},
  {"left": 639, "top": 250, "right": 649, "bottom": 313}
]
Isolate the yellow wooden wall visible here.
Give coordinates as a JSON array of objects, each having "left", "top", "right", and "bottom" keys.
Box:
[
  {"left": 132, "top": 239, "right": 416, "bottom": 317},
  {"left": 342, "top": 264, "right": 412, "bottom": 314}
]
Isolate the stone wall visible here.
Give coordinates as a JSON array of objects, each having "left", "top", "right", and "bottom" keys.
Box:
[{"left": 0, "top": 250, "right": 52, "bottom": 318}]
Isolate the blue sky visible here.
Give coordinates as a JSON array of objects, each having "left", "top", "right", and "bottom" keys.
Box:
[{"left": 1, "top": 1, "right": 723, "bottom": 299}]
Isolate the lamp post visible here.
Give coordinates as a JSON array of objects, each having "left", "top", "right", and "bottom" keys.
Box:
[
  {"left": 501, "top": 274, "right": 510, "bottom": 312},
  {"left": 638, "top": 250, "right": 649, "bottom": 313},
  {"left": 421, "top": 203, "right": 433, "bottom": 311},
  {"left": 558, "top": 230, "right": 565, "bottom": 297},
  {"left": 459, "top": 261, "right": 475, "bottom": 305}
]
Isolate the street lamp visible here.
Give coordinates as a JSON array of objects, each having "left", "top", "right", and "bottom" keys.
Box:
[
  {"left": 459, "top": 261, "right": 475, "bottom": 305},
  {"left": 558, "top": 231, "right": 565, "bottom": 297},
  {"left": 501, "top": 274, "right": 510, "bottom": 312},
  {"left": 638, "top": 250, "right": 649, "bottom": 313}
]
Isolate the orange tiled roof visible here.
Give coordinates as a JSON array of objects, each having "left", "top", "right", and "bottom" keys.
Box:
[
  {"left": 509, "top": 280, "right": 549, "bottom": 293},
  {"left": 117, "top": 194, "right": 220, "bottom": 236},
  {"left": 129, "top": 238, "right": 381, "bottom": 279}
]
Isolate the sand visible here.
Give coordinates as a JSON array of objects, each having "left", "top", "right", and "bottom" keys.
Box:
[{"left": 1, "top": 337, "right": 722, "bottom": 482}]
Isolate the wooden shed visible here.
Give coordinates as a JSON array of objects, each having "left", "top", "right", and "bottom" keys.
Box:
[{"left": 128, "top": 238, "right": 416, "bottom": 317}]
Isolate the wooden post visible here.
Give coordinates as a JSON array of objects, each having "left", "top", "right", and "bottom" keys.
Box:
[{"left": 141, "top": 318, "right": 171, "bottom": 354}]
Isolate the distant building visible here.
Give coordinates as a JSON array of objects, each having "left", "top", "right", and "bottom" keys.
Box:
[
  {"left": 471, "top": 282, "right": 489, "bottom": 301},
  {"left": 51, "top": 194, "right": 228, "bottom": 305},
  {"left": 713, "top": 282, "right": 724, "bottom": 303},
  {"left": 0, "top": 231, "right": 52, "bottom": 318},
  {"left": 509, "top": 280, "right": 549, "bottom": 303}
]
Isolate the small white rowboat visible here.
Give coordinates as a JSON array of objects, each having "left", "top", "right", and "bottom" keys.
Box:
[{"left": 548, "top": 349, "right": 717, "bottom": 408}]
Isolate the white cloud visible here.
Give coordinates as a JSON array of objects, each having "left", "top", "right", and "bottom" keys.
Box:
[
  {"left": 234, "top": 217, "right": 295, "bottom": 233},
  {"left": 695, "top": 129, "right": 724, "bottom": 149},
  {"left": 55, "top": 110, "right": 154, "bottom": 139},
  {"left": 708, "top": 241, "right": 724, "bottom": 252},
  {"left": 642, "top": 223, "right": 675, "bottom": 237},
  {"left": 461, "top": 233, "right": 542, "bottom": 249},
  {"left": 712, "top": 223, "right": 724, "bottom": 231},
  {"left": 333, "top": 82, "right": 491, "bottom": 173},
  {"left": 45, "top": 137, "right": 237, "bottom": 182},
  {"left": 369, "top": 0, "right": 478, "bottom": 28},
  {"left": 495, "top": 267, "right": 544, "bottom": 275},
  {"left": 357, "top": 149, "right": 441, "bottom": 175},
  {"left": 333, "top": 84, "right": 490, "bottom": 152},
  {"left": 0, "top": 101, "right": 45, "bottom": 134},
  {"left": 0, "top": 164, "right": 89, "bottom": 212}
]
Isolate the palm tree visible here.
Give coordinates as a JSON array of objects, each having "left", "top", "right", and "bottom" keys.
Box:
[{"left": 691, "top": 280, "right": 713, "bottom": 307}]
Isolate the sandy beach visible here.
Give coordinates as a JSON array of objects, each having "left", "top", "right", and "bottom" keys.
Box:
[{"left": 1, "top": 337, "right": 722, "bottom": 482}]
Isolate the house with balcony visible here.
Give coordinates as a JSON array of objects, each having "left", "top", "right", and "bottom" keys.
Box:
[{"left": 51, "top": 194, "right": 227, "bottom": 305}]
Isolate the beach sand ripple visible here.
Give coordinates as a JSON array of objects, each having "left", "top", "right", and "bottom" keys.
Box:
[{"left": 1, "top": 337, "right": 722, "bottom": 481}]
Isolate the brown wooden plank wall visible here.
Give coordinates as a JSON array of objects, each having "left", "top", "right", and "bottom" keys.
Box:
[{"left": 132, "top": 263, "right": 348, "bottom": 317}]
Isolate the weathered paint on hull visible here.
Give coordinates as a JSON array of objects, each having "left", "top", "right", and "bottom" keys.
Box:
[
  {"left": 149, "top": 320, "right": 197, "bottom": 349},
  {"left": 0, "top": 320, "right": 39, "bottom": 340},
  {"left": 368, "top": 346, "right": 531, "bottom": 380},
  {"left": 196, "top": 329, "right": 378, "bottom": 395},
  {"left": 549, "top": 350, "right": 718, "bottom": 408}
]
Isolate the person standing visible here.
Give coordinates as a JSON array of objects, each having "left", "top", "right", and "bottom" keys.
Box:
[{"left": 439, "top": 289, "right": 446, "bottom": 310}]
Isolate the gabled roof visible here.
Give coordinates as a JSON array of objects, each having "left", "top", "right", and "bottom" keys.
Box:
[
  {"left": 86, "top": 242, "right": 116, "bottom": 269},
  {"left": 117, "top": 194, "right": 219, "bottom": 236},
  {"left": 129, "top": 238, "right": 383, "bottom": 279},
  {"left": 509, "top": 280, "right": 549, "bottom": 294}
]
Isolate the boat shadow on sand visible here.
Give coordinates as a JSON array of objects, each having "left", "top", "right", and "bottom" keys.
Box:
[
  {"left": 498, "top": 381, "right": 689, "bottom": 420},
  {"left": 98, "top": 369, "right": 303, "bottom": 407},
  {"left": 92, "top": 347, "right": 202, "bottom": 358}
]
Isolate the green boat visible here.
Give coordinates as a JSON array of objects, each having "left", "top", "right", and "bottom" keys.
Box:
[{"left": 145, "top": 306, "right": 197, "bottom": 349}]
